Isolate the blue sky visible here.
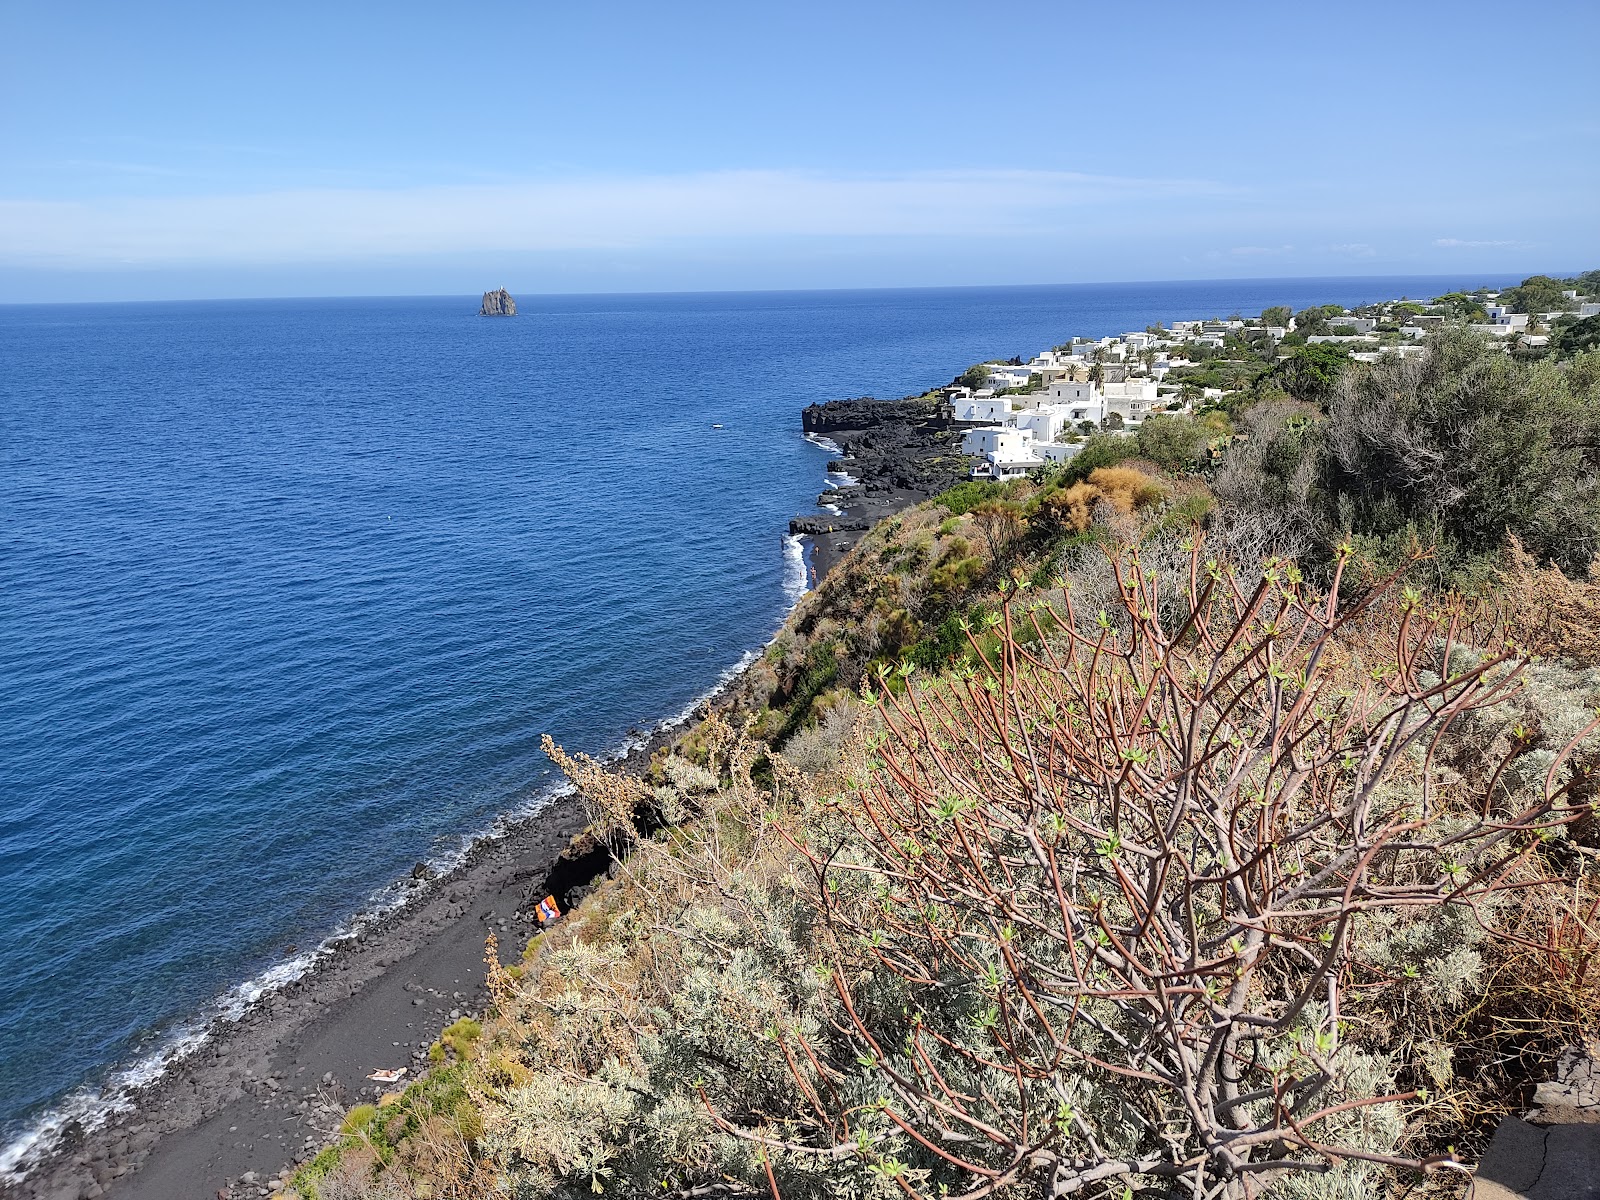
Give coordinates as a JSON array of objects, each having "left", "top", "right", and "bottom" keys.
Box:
[{"left": 2, "top": 0, "right": 1596, "bottom": 301}]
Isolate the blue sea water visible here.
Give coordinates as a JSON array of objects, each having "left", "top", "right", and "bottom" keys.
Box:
[{"left": 0, "top": 275, "right": 1521, "bottom": 1168}]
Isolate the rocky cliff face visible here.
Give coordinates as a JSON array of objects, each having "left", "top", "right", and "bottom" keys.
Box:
[{"left": 479, "top": 288, "right": 517, "bottom": 317}]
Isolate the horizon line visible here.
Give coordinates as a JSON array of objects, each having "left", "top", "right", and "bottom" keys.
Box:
[{"left": 0, "top": 268, "right": 1553, "bottom": 309}]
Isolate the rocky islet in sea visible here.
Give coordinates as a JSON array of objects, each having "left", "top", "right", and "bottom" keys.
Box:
[{"left": 479, "top": 288, "right": 516, "bottom": 317}]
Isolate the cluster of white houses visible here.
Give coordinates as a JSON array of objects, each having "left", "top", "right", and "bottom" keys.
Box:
[
  {"left": 949, "top": 285, "right": 1600, "bottom": 481},
  {"left": 951, "top": 378, "right": 1163, "bottom": 480},
  {"left": 948, "top": 338, "right": 1201, "bottom": 481}
]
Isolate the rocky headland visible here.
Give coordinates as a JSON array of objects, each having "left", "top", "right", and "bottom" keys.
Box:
[
  {"left": 478, "top": 288, "right": 516, "bottom": 317},
  {"left": 794, "top": 394, "right": 970, "bottom": 578}
]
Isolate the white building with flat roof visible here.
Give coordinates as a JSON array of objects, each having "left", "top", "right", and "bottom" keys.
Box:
[
  {"left": 962, "top": 426, "right": 1044, "bottom": 480},
  {"left": 1102, "top": 379, "right": 1159, "bottom": 423}
]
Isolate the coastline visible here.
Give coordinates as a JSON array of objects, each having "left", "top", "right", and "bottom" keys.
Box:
[
  {"left": 6, "top": 409, "right": 949, "bottom": 1200},
  {"left": 5, "top": 650, "right": 773, "bottom": 1200}
]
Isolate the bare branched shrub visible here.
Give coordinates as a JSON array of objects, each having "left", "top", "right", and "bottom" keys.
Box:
[
  {"left": 1210, "top": 401, "right": 1326, "bottom": 566},
  {"left": 972, "top": 502, "right": 1025, "bottom": 566},
  {"left": 310, "top": 1146, "right": 418, "bottom": 1200},
  {"left": 756, "top": 543, "right": 1590, "bottom": 1199}
]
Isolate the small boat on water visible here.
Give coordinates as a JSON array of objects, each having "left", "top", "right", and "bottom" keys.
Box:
[{"left": 711, "top": 423, "right": 724, "bottom": 429}]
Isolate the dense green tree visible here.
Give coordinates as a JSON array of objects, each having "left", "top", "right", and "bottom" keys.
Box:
[
  {"left": 1433, "top": 292, "right": 1489, "bottom": 322},
  {"left": 1293, "top": 306, "right": 1331, "bottom": 336},
  {"left": 956, "top": 363, "right": 991, "bottom": 391},
  {"left": 1501, "top": 274, "right": 1574, "bottom": 315},
  {"left": 1554, "top": 315, "right": 1600, "bottom": 357},
  {"left": 1261, "top": 305, "right": 1291, "bottom": 327},
  {"left": 1270, "top": 342, "right": 1350, "bottom": 404},
  {"left": 1323, "top": 328, "right": 1600, "bottom": 578},
  {"left": 1135, "top": 414, "right": 1207, "bottom": 472}
]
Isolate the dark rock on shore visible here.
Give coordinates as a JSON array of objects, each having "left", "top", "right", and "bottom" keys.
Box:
[
  {"left": 801, "top": 395, "right": 969, "bottom": 497},
  {"left": 789, "top": 515, "right": 868, "bottom": 536},
  {"left": 479, "top": 288, "right": 516, "bottom": 317}
]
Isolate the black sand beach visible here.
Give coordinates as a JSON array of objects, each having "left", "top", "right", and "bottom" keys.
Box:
[{"left": 9, "top": 689, "right": 749, "bottom": 1200}]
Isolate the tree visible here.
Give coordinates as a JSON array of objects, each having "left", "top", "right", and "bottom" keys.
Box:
[
  {"left": 1292, "top": 307, "right": 1332, "bottom": 336},
  {"left": 957, "top": 364, "right": 991, "bottom": 391},
  {"left": 1554, "top": 315, "right": 1600, "bottom": 357},
  {"left": 1501, "top": 274, "right": 1572, "bottom": 315},
  {"left": 1270, "top": 342, "right": 1350, "bottom": 404},
  {"left": 1323, "top": 327, "right": 1600, "bottom": 578},
  {"left": 1261, "top": 305, "right": 1291, "bottom": 328},
  {"left": 1433, "top": 292, "right": 1489, "bottom": 322},
  {"left": 1135, "top": 413, "right": 1207, "bottom": 472}
]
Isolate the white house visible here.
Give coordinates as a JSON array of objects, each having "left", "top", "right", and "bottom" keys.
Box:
[
  {"left": 1035, "top": 442, "right": 1084, "bottom": 464},
  {"left": 952, "top": 395, "right": 1013, "bottom": 423},
  {"left": 962, "top": 427, "right": 1044, "bottom": 481},
  {"left": 986, "top": 367, "right": 1035, "bottom": 391},
  {"left": 1014, "top": 406, "right": 1073, "bottom": 443},
  {"left": 1328, "top": 316, "right": 1377, "bottom": 334},
  {"left": 1102, "top": 379, "right": 1159, "bottom": 423},
  {"left": 1035, "top": 380, "right": 1104, "bottom": 425}
]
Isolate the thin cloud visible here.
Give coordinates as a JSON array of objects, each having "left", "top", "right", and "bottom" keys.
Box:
[
  {"left": 1433, "top": 237, "right": 1529, "bottom": 249},
  {"left": 0, "top": 168, "right": 1229, "bottom": 267}
]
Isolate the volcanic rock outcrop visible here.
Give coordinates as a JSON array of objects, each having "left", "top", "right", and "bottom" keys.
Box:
[{"left": 479, "top": 288, "right": 517, "bottom": 317}]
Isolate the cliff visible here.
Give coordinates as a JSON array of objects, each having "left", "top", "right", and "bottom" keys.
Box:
[{"left": 479, "top": 288, "right": 516, "bottom": 317}]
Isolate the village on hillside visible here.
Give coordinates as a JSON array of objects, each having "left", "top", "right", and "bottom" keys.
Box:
[{"left": 949, "top": 278, "right": 1600, "bottom": 481}]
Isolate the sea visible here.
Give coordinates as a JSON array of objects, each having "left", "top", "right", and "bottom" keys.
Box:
[{"left": 0, "top": 275, "right": 1522, "bottom": 1173}]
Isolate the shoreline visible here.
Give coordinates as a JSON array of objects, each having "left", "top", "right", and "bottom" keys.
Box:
[
  {"left": 2, "top": 622, "right": 780, "bottom": 1200},
  {"left": 5, "top": 416, "right": 938, "bottom": 1200}
]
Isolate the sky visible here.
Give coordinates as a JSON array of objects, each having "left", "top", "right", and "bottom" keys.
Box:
[{"left": 1, "top": 0, "right": 1596, "bottom": 302}]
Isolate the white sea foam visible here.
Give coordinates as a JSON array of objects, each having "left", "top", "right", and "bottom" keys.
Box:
[
  {"left": 802, "top": 432, "right": 843, "bottom": 455},
  {"left": 782, "top": 532, "right": 809, "bottom": 602},
  {"left": 805, "top": 433, "right": 859, "bottom": 489}
]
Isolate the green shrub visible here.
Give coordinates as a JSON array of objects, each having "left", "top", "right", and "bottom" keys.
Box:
[
  {"left": 338, "top": 1104, "right": 377, "bottom": 1136},
  {"left": 934, "top": 479, "right": 1004, "bottom": 516}
]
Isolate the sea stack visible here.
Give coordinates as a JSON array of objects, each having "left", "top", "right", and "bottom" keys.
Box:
[{"left": 479, "top": 288, "right": 516, "bottom": 317}]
